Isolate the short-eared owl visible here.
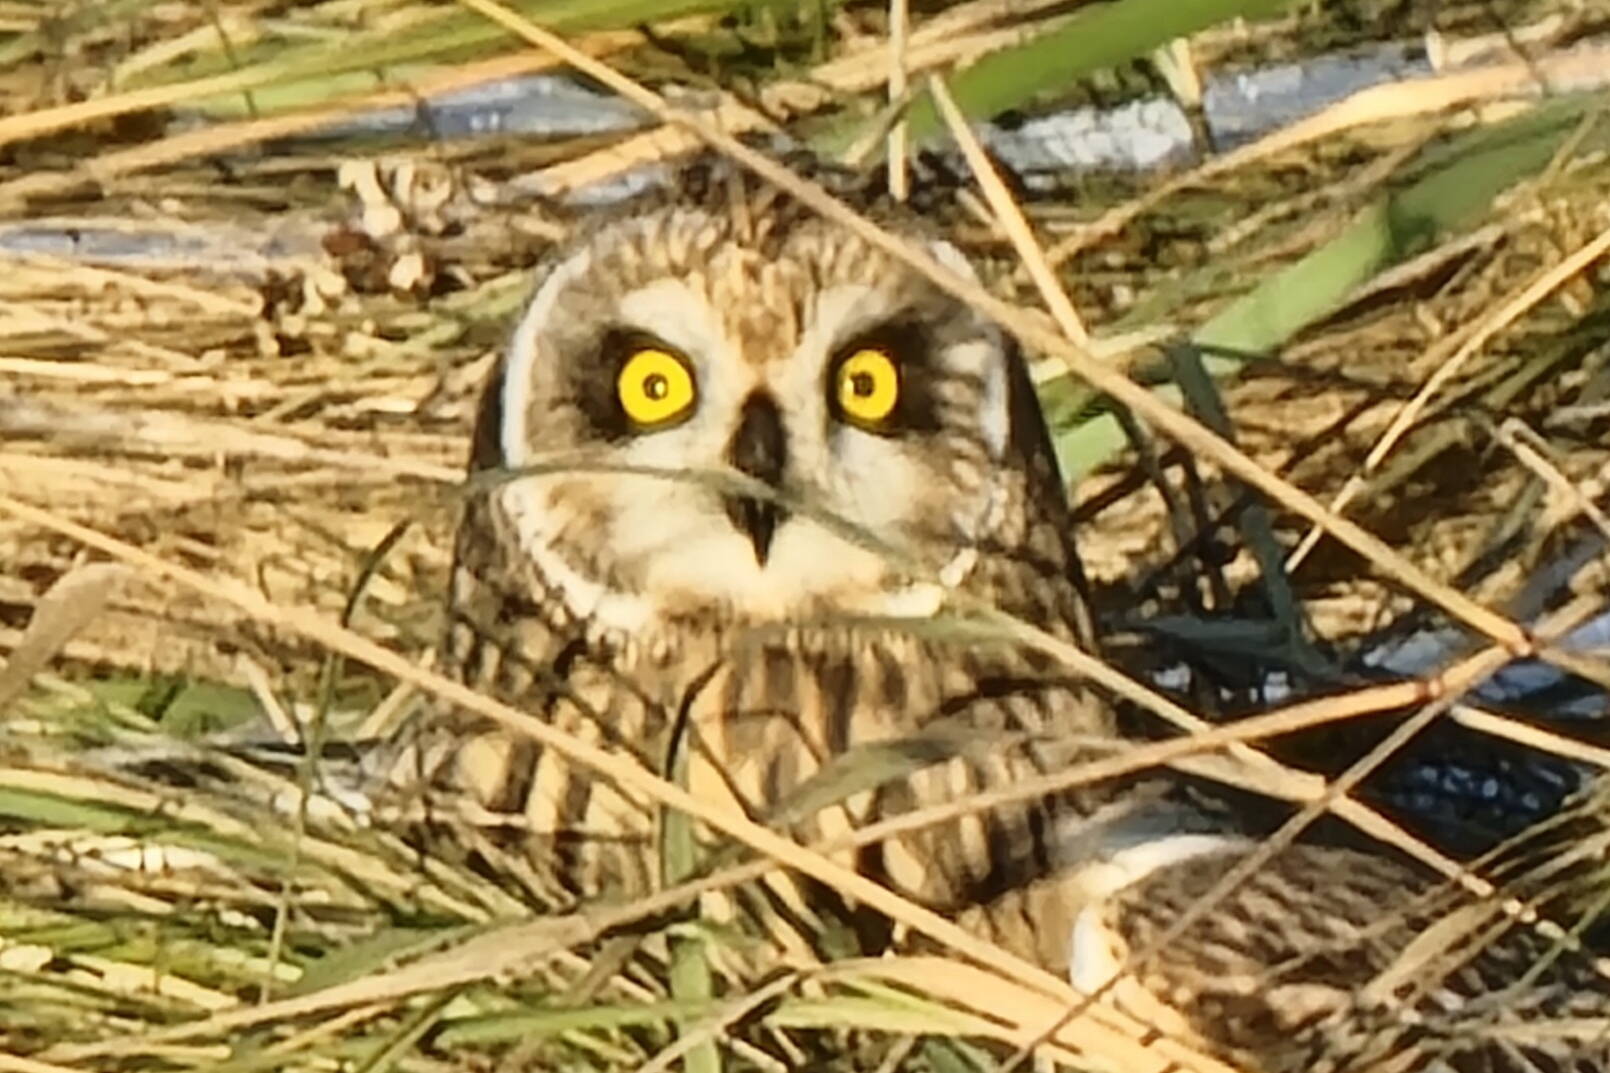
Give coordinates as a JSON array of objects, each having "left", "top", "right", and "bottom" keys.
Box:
[
  {"left": 412, "top": 161, "right": 1610, "bottom": 1072},
  {"left": 426, "top": 162, "right": 1108, "bottom": 932}
]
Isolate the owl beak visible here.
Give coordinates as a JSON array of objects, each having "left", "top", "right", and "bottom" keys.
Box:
[{"left": 725, "top": 392, "right": 788, "bottom": 566}]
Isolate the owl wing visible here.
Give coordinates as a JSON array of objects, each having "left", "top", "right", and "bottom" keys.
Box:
[{"left": 998, "top": 784, "right": 1610, "bottom": 1073}]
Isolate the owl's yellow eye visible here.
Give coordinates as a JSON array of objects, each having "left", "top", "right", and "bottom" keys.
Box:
[
  {"left": 834, "top": 347, "right": 900, "bottom": 426},
  {"left": 617, "top": 348, "right": 695, "bottom": 428}
]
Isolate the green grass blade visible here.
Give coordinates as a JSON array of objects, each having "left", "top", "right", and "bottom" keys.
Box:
[
  {"left": 1196, "top": 102, "right": 1586, "bottom": 359},
  {"left": 663, "top": 720, "right": 720, "bottom": 1073},
  {"left": 437, "top": 998, "right": 712, "bottom": 1045},
  {"left": 815, "top": 0, "right": 1303, "bottom": 157},
  {"left": 1051, "top": 97, "right": 1593, "bottom": 480},
  {"left": 124, "top": 0, "right": 766, "bottom": 115},
  {"left": 1170, "top": 343, "right": 1331, "bottom": 676}
]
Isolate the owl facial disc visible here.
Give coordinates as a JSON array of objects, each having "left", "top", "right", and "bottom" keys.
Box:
[
  {"left": 493, "top": 198, "right": 1021, "bottom": 630},
  {"left": 723, "top": 391, "right": 788, "bottom": 565}
]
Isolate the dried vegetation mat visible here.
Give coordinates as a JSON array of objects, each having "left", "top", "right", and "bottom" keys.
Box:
[{"left": 2, "top": 0, "right": 1610, "bottom": 1071}]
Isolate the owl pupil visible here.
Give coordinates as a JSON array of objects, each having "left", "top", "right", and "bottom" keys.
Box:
[
  {"left": 644, "top": 373, "right": 668, "bottom": 400},
  {"left": 850, "top": 372, "right": 874, "bottom": 397}
]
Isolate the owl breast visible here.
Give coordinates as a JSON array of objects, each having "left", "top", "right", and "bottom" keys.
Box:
[
  {"left": 434, "top": 490, "right": 1105, "bottom": 923},
  {"left": 411, "top": 168, "right": 1110, "bottom": 965}
]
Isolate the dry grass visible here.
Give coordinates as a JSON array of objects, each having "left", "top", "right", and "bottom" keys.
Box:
[{"left": 2, "top": 0, "right": 1610, "bottom": 1070}]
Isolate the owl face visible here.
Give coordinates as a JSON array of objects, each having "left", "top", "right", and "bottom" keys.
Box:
[{"left": 485, "top": 189, "right": 1023, "bottom": 632}]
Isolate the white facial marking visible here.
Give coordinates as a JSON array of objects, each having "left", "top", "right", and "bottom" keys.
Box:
[
  {"left": 499, "top": 484, "right": 657, "bottom": 637},
  {"left": 495, "top": 224, "right": 1020, "bottom": 630},
  {"left": 501, "top": 247, "right": 594, "bottom": 467},
  {"left": 615, "top": 278, "right": 728, "bottom": 363}
]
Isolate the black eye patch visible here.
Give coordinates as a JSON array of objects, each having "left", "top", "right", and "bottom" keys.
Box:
[
  {"left": 568, "top": 327, "right": 686, "bottom": 442},
  {"left": 826, "top": 318, "right": 942, "bottom": 435}
]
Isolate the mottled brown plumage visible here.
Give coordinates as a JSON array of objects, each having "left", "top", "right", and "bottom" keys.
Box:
[
  {"left": 399, "top": 162, "right": 1610, "bottom": 1072},
  {"left": 413, "top": 167, "right": 1109, "bottom": 937},
  {"left": 1061, "top": 830, "right": 1610, "bottom": 1072}
]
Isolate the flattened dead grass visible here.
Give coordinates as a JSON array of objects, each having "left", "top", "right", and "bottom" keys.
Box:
[{"left": 1, "top": 1, "right": 1609, "bottom": 1071}]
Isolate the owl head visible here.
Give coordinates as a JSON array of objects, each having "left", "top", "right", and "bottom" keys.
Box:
[{"left": 470, "top": 168, "right": 1073, "bottom": 637}]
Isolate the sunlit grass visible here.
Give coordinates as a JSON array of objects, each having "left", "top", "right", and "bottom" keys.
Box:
[{"left": 2, "top": 0, "right": 1609, "bottom": 1070}]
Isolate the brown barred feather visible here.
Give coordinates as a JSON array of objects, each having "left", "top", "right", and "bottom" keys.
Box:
[{"left": 389, "top": 161, "right": 1610, "bottom": 1073}]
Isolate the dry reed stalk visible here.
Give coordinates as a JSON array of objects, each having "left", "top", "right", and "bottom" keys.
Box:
[
  {"left": 0, "top": 490, "right": 1235, "bottom": 1073},
  {"left": 1289, "top": 218, "right": 1610, "bottom": 568}
]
